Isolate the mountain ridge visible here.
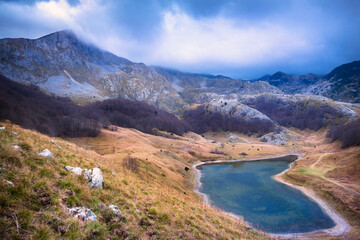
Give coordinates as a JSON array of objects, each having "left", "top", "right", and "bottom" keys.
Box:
[{"left": 0, "top": 30, "right": 282, "bottom": 112}]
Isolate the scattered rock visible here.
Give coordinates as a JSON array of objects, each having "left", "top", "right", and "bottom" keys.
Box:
[
  {"left": 111, "top": 172, "right": 115, "bottom": 176},
  {"left": 4, "top": 180, "right": 14, "bottom": 187},
  {"left": 0, "top": 127, "right": 5, "bottom": 130},
  {"left": 38, "top": 149, "right": 53, "bottom": 158},
  {"left": 50, "top": 140, "right": 62, "bottom": 149},
  {"left": 64, "top": 166, "right": 83, "bottom": 175},
  {"left": 12, "top": 131, "right": 19, "bottom": 136},
  {"left": 109, "top": 205, "right": 123, "bottom": 216},
  {"left": 68, "top": 207, "right": 97, "bottom": 222},
  {"left": 12, "top": 145, "right": 21, "bottom": 150},
  {"left": 84, "top": 168, "right": 104, "bottom": 189}
]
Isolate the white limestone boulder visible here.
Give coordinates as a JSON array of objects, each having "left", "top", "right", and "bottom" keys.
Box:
[
  {"left": 64, "top": 166, "right": 83, "bottom": 175},
  {"left": 84, "top": 168, "right": 104, "bottom": 189},
  {"left": 68, "top": 207, "right": 97, "bottom": 221},
  {"left": 38, "top": 149, "right": 53, "bottom": 158}
]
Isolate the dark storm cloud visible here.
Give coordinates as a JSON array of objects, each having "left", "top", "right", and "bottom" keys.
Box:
[{"left": 0, "top": 0, "right": 359, "bottom": 79}]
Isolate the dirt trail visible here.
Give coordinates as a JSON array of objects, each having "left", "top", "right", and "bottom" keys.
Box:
[{"left": 309, "top": 153, "right": 360, "bottom": 197}]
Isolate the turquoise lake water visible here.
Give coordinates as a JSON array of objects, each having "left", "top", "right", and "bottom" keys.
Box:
[{"left": 197, "top": 156, "right": 335, "bottom": 234}]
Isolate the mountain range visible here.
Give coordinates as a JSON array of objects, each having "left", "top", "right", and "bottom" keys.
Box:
[{"left": 3, "top": 30, "right": 358, "bottom": 114}]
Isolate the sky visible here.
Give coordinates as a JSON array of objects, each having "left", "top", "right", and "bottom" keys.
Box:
[{"left": 0, "top": 0, "right": 359, "bottom": 79}]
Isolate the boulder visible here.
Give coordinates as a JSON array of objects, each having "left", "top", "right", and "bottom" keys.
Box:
[
  {"left": 0, "top": 127, "right": 5, "bottom": 130},
  {"left": 109, "top": 205, "right": 123, "bottom": 216},
  {"left": 68, "top": 207, "right": 97, "bottom": 221},
  {"left": 65, "top": 166, "right": 83, "bottom": 175},
  {"left": 38, "top": 149, "right": 53, "bottom": 158},
  {"left": 84, "top": 168, "right": 104, "bottom": 189}
]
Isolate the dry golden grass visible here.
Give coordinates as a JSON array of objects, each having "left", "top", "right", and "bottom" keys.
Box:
[
  {"left": 0, "top": 122, "right": 272, "bottom": 239},
  {"left": 68, "top": 125, "right": 360, "bottom": 238},
  {"left": 282, "top": 128, "right": 360, "bottom": 237},
  {"left": 1, "top": 119, "right": 359, "bottom": 239}
]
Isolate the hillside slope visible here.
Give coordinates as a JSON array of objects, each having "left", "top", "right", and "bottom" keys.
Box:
[
  {"left": 305, "top": 61, "right": 360, "bottom": 103},
  {"left": 0, "top": 121, "right": 275, "bottom": 240},
  {"left": 258, "top": 71, "right": 323, "bottom": 94},
  {"left": 257, "top": 61, "right": 360, "bottom": 103}
]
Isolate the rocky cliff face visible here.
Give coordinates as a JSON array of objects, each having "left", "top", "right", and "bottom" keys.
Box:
[{"left": 0, "top": 30, "right": 184, "bottom": 112}]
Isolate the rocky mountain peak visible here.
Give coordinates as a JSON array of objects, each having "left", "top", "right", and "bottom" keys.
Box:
[{"left": 270, "top": 71, "right": 288, "bottom": 80}]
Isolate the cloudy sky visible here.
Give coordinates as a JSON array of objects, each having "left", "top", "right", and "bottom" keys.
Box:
[{"left": 0, "top": 0, "right": 359, "bottom": 79}]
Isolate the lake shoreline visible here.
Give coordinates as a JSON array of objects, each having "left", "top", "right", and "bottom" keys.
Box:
[{"left": 193, "top": 153, "right": 351, "bottom": 239}]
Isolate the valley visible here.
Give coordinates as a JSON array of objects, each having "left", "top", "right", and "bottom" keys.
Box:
[
  {"left": 0, "top": 29, "right": 359, "bottom": 239},
  {"left": 1, "top": 118, "right": 359, "bottom": 239}
]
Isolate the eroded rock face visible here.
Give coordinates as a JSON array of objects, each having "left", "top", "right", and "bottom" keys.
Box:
[
  {"left": 260, "top": 129, "right": 295, "bottom": 145},
  {"left": 38, "top": 149, "right": 53, "bottom": 158},
  {"left": 84, "top": 168, "right": 104, "bottom": 189},
  {"left": 205, "top": 96, "right": 274, "bottom": 122},
  {"left": 68, "top": 207, "right": 97, "bottom": 222}
]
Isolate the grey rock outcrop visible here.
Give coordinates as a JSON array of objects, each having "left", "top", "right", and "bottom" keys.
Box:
[
  {"left": 84, "top": 168, "right": 104, "bottom": 189},
  {"left": 206, "top": 96, "right": 274, "bottom": 122},
  {"left": 260, "top": 129, "right": 295, "bottom": 145},
  {"left": 68, "top": 207, "right": 97, "bottom": 222},
  {"left": 109, "top": 205, "right": 123, "bottom": 216},
  {"left": 64, "top": 166, "right": 84, "bottom": 175},
  {"left": 239, "top": 93, "right": 357, "bottom": 121},
  {"left": 38, "top": 149, "right": 53, "bottom": 158}
]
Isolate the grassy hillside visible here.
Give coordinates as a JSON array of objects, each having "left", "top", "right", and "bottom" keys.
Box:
[
  {"left": 1, "top": 119, "right": 360, "bottom": 239},
  {"left": 0, "top": 121, "right": 272, "bottom": 240}
]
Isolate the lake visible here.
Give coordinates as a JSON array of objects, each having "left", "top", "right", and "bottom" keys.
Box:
[{"left": 196, "top": 156, "right": 335, "bottom": 234}]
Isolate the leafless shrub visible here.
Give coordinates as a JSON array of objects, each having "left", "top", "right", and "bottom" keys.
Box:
[
  {"left": 210, "top": 148, "right": 226, "bottom": 155},
  {"left": 122, "top": 155, "right": 139, "bottom": 173}
]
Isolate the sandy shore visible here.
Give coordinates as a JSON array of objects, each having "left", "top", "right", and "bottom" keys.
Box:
[{"left": 193, "top": 154, "right": 351, "bottom": 239}]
